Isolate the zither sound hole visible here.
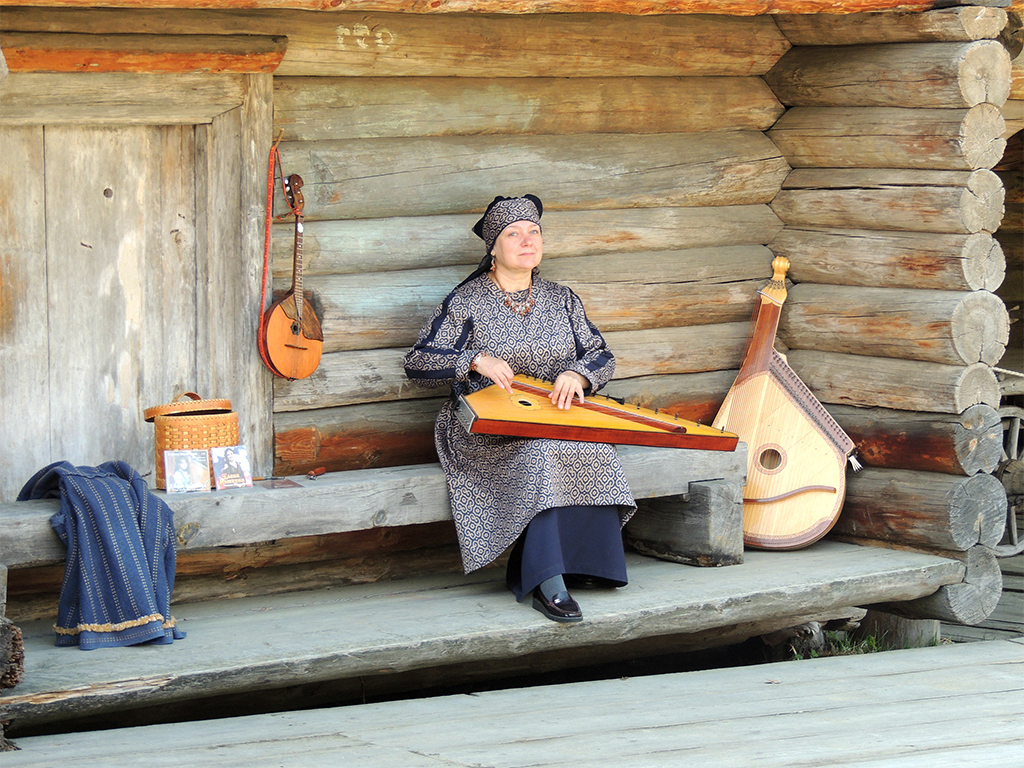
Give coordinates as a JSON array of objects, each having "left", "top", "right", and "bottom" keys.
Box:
[{"left": 759, "top": 448, "right": 783, "bottom": 471}]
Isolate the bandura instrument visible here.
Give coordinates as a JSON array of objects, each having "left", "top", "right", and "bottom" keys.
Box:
[
  {"left": 713, "top": 256, "right": 860, "bottom": 550},
  {"left": 260, "top": 173, "right": 323, "bottom": 381},
  {"left": 458, "top": 375, "right": 739, "bottom": 451}
]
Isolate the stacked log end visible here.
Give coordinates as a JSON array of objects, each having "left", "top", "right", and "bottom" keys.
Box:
[{"left": 769, "top": 6, "right": 1017, "bottom": 626}]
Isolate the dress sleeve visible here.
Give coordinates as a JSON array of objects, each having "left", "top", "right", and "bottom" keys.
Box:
[
  {"left": 403, "top": 291, "right": 479, "bottom": 388},
  {"left": 563, "top": 287, "right": 616, "bottom": 392}
]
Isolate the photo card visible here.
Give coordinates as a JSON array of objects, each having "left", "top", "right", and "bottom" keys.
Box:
[
  {"left": 211, "top": 444, "right": 253, "bottom": 490},
  {"left": 164, "top": 449, "right": 212, "bottom": 494}
]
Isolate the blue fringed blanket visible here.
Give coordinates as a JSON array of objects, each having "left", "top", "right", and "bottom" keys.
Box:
[{"left": 19, "top": 461, "right": 186, "bottom": 650}]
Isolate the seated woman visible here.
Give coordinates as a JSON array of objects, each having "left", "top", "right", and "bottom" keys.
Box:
[{"left": 404, "top": 194, "right": 636, "bottom": 622}]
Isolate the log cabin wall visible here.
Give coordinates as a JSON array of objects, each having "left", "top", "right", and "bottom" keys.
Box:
[
  {"left": 765, "top": 7, "right": 1019, "bottom": 597},
  {"left": 260, "top": 11, "right": 792, "bottom": 476}
]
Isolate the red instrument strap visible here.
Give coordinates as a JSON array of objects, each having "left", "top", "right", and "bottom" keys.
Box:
[{"left": 258, "top": 134, "right": 300, "bottom": 379}]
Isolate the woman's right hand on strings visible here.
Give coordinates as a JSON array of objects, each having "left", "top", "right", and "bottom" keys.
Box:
[{"left": 473, "top": 353, "right": 515, "bottom": 394}]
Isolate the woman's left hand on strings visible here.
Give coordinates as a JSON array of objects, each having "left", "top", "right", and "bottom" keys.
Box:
[{"left": 550, "top": 371, "right": 589, "bottom": 410}]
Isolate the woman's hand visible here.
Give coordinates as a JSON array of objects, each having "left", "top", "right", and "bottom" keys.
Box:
[
  {"left": 473, "top": 353, "right": 515, "bottom": 394},
  {"left": 550, "top": 371, "right": 589, "bottom": 410}
]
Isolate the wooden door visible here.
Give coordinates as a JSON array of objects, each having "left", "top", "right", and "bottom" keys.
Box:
[{"left": 0, "top": 124, "right": 198, "bottom": 500}]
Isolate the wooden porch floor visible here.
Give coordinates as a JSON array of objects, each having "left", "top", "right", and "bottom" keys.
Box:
[
  {"left": 2, "top": 541, "right": 967, "bottom": 734},
  {"left": 6, "top": 637, "right": 1022, "bottom": 766}
]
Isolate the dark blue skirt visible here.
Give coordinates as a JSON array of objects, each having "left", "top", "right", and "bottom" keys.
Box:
[{"left": 505, "top": 504, "right": 628, "bottom": 601}]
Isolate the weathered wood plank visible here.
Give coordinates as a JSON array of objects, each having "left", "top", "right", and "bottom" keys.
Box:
[
  {"left": 785, "top": 349, "right": 1001, "bottom": 412},
  {"left": 0, "top": 10, "right": 791, "bottom": 77},
  {"left": 6, "top": 634, "right": 1023, "bottom": 767},
  {"left": 0, "top": 0, "right": 958, "bottom": 13},
  {"left": 274, "top": 76, "right": 784, "bottom": 141},
  {"left": 1, "top": 31, "right": 287, "bottom": 73},
  {"left": 271, "top": 205, "right": 784, "bottom": 276},
  {"left": 195, "top": 75, "right": 275, "bottom": 477},
  {"left": 779, "top": 284, "right": 1009, "bottom": 365},
  {"left": 765, "top": 41, "right": 1011, "bottom": 108},
  {"left": 0, "top": 542, "right": 968, "bottom": 734},
  {"left": 277, "top": 132, "right": 789, "bottom": 222},
  {"left": 296, "top": 248, "right": 767, "bottom": 353},
  {"left": 769, "top": 228, "right": 1005, "bottom": 291},
  {"left": 829, "top": 403, "right": 1004, "bottom": 475},
  {"left": 0, "top": 72, "right": 246, "bottom": 125},
  {"left": 44, "top": 125, "right": 199, "bottom": 482},
  {"left": 0, "top": 127, "right": 49, "bottom": 504},
  {"left": 772, "top": 169, "right": 1005, "bottom": 233},
  {"left": 769, "top": 105, "right": 1007, "bottom": 170},
  {"left": 774, "top": 7, "right": 1009, "bottom": 45},
  {"left": 1, "top": 444, "right": 747, "bottom": 565},
  {"left": 837, "top": 468, "right": 1007, "bottom": 551}
]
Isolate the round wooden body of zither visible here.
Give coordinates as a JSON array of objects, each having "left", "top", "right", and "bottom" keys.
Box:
[{"left": 715, "top": 370, "right": 848, "bottom": 549}]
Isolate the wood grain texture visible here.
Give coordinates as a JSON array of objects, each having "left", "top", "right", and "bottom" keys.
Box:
[
  {"left": 0, "top": 0, "right": 949, "bottom": 12},
  {"left": 43, "top": 125, "right": 199, "bottom": 483},
  {"left": 1, "top": 31, "right": 287, "bottom": 73},
  {"left": 298, "top": 248, "right": 767, "bottom": 353},
  {"left": 270, "top": 206, "right": 783, "bottom": 277},
  {"left": 0, "top": 72, "right": 247, "bottom": 125},
  {"left": 0, "top": 9, "right": 791, "bottom": 77},
  {"left": 772, "top": 169, "right": 1006, "bottom": 233},
  {"left": 889, "top": 544, "right": 1003, "bottom": 625},
  {"left": 785, "top": 349, "right": 1001, "bottom": 412},
  {"left": 0, "top": 542, "right": 969, "bottom": 735},
  {"left": 195, "top": 74, "right": 276, "bottom": 479},
  {"left": 838, "top": 468, "right": 1008, "bottom": 550},
  {"left": 768, "top": 105, "right": 1007, "bottom": 170},
  {"left": 276, "top": 132, "right": 789, "bottom": 222},
  {"left": 830, "top": 403, "right": 1004, "bottom": 475},
  {"left": 274, "top": 76, "right": 784, "bottom": 141},
  {"left": 770, "top": 228, "right": 1005, "bottom": 291},
  {"left": 774, "top": 7, "right": 1009, "bottom": 45},
  {"left": 765, "top": 41, "right": 1011, "bottom": 108},
  {"left": 0, "top": 127, "right": 50, "bottom": 504},
  {"left": 779, "top": 284, "right": 1009, "bottom": 365}
]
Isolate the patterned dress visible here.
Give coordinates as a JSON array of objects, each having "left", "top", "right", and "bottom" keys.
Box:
[{"left": 404, "top": 270, "right": 636, "bottom": 573}]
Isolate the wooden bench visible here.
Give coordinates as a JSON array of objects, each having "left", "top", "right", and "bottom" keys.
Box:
[
  {"left": 0, "top": 446, "right": 761, "bottom": 727},
  {"left": 0, "top": 443, "right": 983, "bottom": 741}
]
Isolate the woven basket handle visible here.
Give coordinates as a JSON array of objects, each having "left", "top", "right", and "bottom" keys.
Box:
[{"left": 175, "top": 392, "right": 202, "bottom": 403}]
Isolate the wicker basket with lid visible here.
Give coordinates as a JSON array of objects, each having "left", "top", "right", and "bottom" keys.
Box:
[{"left": 144, "top": 392, "right": 238, "bottom": 489}]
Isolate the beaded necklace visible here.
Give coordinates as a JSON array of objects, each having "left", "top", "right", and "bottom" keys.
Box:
[{"left": 491, "top": 272, "right": 535, "bottom": 316}]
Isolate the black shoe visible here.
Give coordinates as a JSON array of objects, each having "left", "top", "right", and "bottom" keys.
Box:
[{"left": 532, "top": 588, "right": 583, "bottom": 623}]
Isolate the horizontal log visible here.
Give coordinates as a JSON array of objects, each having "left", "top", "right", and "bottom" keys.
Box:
[
  {"left": 765, "top": 41, "right": 1011, "bottom": 108},
  {"left": 601, "top": 370, "right": 739, "bottom": 426},
  {"left": 273, "top": 76, "right": 784, "bottom": 141},
  {"left": 0, "top": 72, "right": 246, "bottom": 125},
  {"left": 829, "top": 403, "right": 1004, "bottom": 475},
  {"left": 836, "top": 467, "right": 1007, "bottom": 550},
  {"left": 770, "top": 228, "right": 1005, "bottom": 291},
  {"left": 768, "top": 105, "right": 1006, "bottom": 170},
  {"left": 1, "top": 31, "right": 286, "bottom": 73},
  {"left": 274, "top": 340, "right": 738, "bottom": 420},
  {"left": 272, "top": 325, "right": 749, "bottom": 473},
  {"left": 274, "top": 397, "right": 442, "bottom": 476},
  {"left": 774, "top": 7, "right": 1009, "bottom": 45},
  {"left": 0, "top": 10, "right": 790, "bottom": 77},
  {"left": 271, "top": 206, "right": 784, "bottom": 277},
  {"left": 296, "top": 247, "right": 767, "bottom": 353},
  {"left": 843, "top": 541, "right": 1003, "bottom": 625},
  {"left": 1002, "top": 98, "right": 1023, "bottom": 137},
  {"left": 892, "top": 545, "right": 1003, "bottom": 625},
  {"left": 772, "top": 168, "right": 1005, "bottom": 233},
  {"left": 784, "top": 349, "right": 1001, "bottom": 412},
  {"left": 779, "top": 284, "right": 1009, "bottom": 365},
  {"left": 277, "top": 132, "right": 789, "bottom": 221}
]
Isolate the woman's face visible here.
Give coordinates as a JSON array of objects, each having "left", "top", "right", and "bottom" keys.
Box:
[{"left": 491, "top": 220, "right": 543, "bottom": 274}]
